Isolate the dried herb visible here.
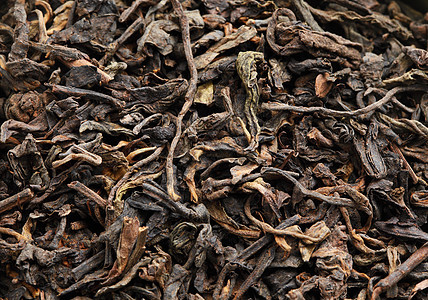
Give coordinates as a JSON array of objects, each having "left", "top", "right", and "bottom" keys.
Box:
[{"left": 0, "top": 1, "right": 428, "bottom": 300}]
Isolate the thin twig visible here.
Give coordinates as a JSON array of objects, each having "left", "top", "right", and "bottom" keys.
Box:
[
  {"left": 0, "top": 188, "right": 34, "bottom": 214},
  {"left": 68, "top": 181, "right": 108, "bottom": 208},
  {"left": 100, "top": 16, "right": 145, "bottom": 66},
  {"left": 390, "top": 143, "right": 422, "bottom": 184},
  {"left": 262, "top": 167, "right": 359, "bottom": 209},
  {"left": 371, "top": 242, "right": 428, "bottom": 300},
  {"left": 261, "top": 85, "right": 427, "bottom": 117},
  {"left": 166, "top": 0, "right": 198, "bottom": 201},
  {"left": 119, "top": 0, "right": 146, "bottom": 22}
]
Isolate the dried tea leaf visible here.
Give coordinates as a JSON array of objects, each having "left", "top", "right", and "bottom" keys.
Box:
[
  {"left": 382, "top": 69, "right": 428, "bottom": 86},
  {"left": 96, "top": 258, "right": 150, "bottom": 296},
  {"left": 230, "top": 162, "right": 258, "bottom": 184},
  {"left": 242, "top": 178, "right": 282, "bottom": 219},
  {"left": 46, "top": 1, "right": 74, "bottom": 35},
  {"left": 299, "top": 221, "right": 331, "bottom": 262},
  {"left": 115, "top": 78, "right": 188, "bottom": 114},
  {"left": 2, "top": 0, "right": 428, "bottom": 299},
  {"left": 194, "top": 81, "right": 214, "bottom": 106},
  {"left": 204, "top": 201, "right": 260, "bottom": 239},
  {"left": 315, "top": 72, "right": 333, "bottom": 98},
  {"left": 411, "top": 190, "right": 428, "bottom": 208},
  {"left": 403, "top": 46, "right": 428, "bottom": 69},
  {"left": 236, "top": 51, "right": 264, "bottom": 150},
  {"left": 267, "top": 8, "right": 362, "bottom": 67},
  {"left": 375, "top": 217, "right": 428, "bottom": 241},
  {"left": 410, "top": 278, "right": 428, "bottom": 299},
  {"left": 194, "top": 25, "right": 257, "bottom": 69},
  {"left": 137, "top": 20, "right": 179, "bottom": 56},
  {"left": 80, "top": 120, "right": 135, "bottom": 137},
  {"left": 103, "top": 216, "right": 140, "bottom": 285},
  {"left": 268, "top": 58, "right": 292, "bottom": 89},
  {"left": 7, "top": 134, "right": 50, "bottom": 189}
]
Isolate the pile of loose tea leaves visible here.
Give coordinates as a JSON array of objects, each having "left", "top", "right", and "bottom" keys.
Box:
[{"left": 1, "top": 0, "right": 428, "bottom": 299}]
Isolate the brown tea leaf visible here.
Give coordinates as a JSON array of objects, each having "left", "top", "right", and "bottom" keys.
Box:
[{"left": 315, "top": 72, "right": 333, "bottom": 98}]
